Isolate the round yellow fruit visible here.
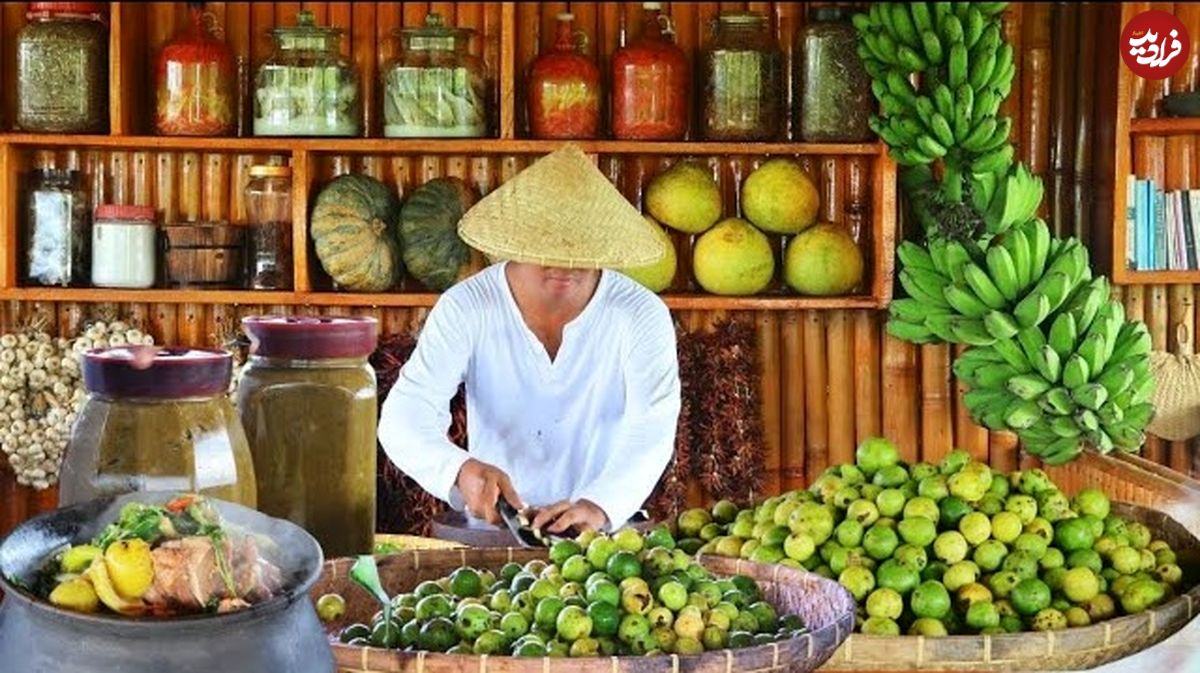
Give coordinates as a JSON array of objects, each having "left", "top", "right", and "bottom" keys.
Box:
[
  {"left": 622, "top": 217, "right": 677, "bottom": 293},
  {"left": 742, "top": 158, "right": 820, "bottom": 234},
  {"left": 693, "top": 218, "right": 775, "bottom": 296},
  {"left": 646, "top": 161, "right": 722, "bottom": 234},
  {"left": 784, "top": 223, "right": 864, "bottom": 295}
]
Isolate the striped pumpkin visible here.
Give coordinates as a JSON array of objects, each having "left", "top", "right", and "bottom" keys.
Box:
[{"left": 311, "top": 174, "right": 403, "bottom": 292}]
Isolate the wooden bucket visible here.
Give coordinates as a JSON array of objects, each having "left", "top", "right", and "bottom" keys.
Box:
[
  {"left": 819, "top": 451, "right": 1200, "bottom": 671},
  {"left": 312, "top": 550, "right": 856, "bottom": 673}
]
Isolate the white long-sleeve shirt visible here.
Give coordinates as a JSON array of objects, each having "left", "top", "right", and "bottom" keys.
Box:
[{"left": 378, "top": 262, "right": 681, "bottom": 529}]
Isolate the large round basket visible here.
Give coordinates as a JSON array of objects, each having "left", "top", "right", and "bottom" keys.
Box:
[
  {"left": 312, "top": 549, "right": 856, "bottom": 673},
  {"left": 819, "top": 503, "right": 1200, "bottom": 671}
]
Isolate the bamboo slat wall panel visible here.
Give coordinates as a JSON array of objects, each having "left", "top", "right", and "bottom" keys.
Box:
[{"left": 0, "top": 2, "right": 1173, "bottom": 535}]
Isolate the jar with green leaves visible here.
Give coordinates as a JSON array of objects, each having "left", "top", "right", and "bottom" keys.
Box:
[
  {"left": 382, "top": 13, "right": 488, "bottom": 138},
  {"left": 16, "top": 2, "right": 108, "bottom": 133},
  {"left": 700, "top": 12, "right": 783, "bottom": 141}
]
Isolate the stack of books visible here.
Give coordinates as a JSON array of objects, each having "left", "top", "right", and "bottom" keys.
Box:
[{"left": 1126, "top": 175, "right": 1200, "bottom": 271}]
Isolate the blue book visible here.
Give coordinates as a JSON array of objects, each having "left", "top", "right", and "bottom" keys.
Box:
[
  {"left": 1155, "top": 186, "right": 1167, "bottom": 270},
  {"left": 1136, "top": 179, "right": 1151, "bottom": 269}
]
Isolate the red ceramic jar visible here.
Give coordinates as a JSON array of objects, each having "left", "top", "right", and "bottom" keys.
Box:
[
  {"left": 527, "top": 12, "right": 601, "bottom": 139},
  {"left": 611, "top": 2, "right": 690, "bottom": 140}
]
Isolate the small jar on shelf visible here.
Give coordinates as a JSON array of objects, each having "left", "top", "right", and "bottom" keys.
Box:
[
  {"left": 611, "top": 2, "right": 690, "bottom": 141},
  {"left": 245, "top": 164, "right": 293, "bottom": 290},
  {"left": 527, "top": 12, "right": 600, "bottom": 139},
  {"left": 253, "top": 10, "right": 361, "bottom": 137},
  {"left": 25, "top": 168, "right": 89, "bottom": 287},
  {"left": 796, "top": 6, "right": 873, "bottom": 142},
  {"left": 382, "top": 13, "right": 488, "bottom": 138},
  {"left": 700, "top": 12, "right": 784, "bottom": 142},
  {"left": 155, "top": 2, "right": 236, "bottom": 136},
  {"left": 91, "top": 204, "right": 157, "bottom": 289},
  {"left": 16, "top": 2, "right": 108, "bottom": 133}
]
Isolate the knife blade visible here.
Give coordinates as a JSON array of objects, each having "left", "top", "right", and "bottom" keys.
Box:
[{"left": 497, "top": 496, "right": 543, "bottom": 548}]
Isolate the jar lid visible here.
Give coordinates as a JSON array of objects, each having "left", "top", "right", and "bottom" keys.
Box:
[
  {"left": 30, "top": 168, "right": 81, "bottom": 183},
  {"left": 272, "top": 9, "right": 342, "bottom": 39},
  {"left": 248, "top": 165, "right": 292, "bottom": 178},
  {"left": 396, "top": 12, "right": 473, "bottom": 40},
  {"left": 716, "top": 11, "right": 767, "bottom": 25},
  {"left": 243, "top": 316, "right": 378, "bottom": 359},
  {"left": 810, "top": 6, "right": 851, "bottom": 22},
  {"left": 642, "top": 2, "right": 663, "bottom": 10},
  {"left": 27, "top": 2, "right": 107, "bottom": 16},
  {"left": 95, "top": 204, "right": 156, "bottom": 222},
  {"left": 82, "top": 347, "right": 232, "bottom": 399}
]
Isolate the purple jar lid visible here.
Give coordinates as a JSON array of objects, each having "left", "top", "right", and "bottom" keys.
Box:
[
  {"left": 242, "top": 316, "right": 378, "bottom": 359},
  {"left": 82, "top": 347, "right": 232, "bottom": 399}
]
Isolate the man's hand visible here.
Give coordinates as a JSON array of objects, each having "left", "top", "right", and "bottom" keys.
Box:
[
  {"left": 531, "top": 499, "right": 608, "bottom": 535},
  {"left": 455, "top": 459, "right": 523, "bottom": 525}
]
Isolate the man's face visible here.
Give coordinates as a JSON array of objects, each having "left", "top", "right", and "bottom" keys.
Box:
[{"left": 512, "top": 262, "right": 597, "bottom": 298}]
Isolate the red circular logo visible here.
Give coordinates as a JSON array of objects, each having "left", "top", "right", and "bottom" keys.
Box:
[{"left": 1121, "top": 10, "right": 1190, "bottom": 80}]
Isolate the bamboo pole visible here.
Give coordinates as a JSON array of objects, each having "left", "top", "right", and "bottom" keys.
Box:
[{"left": 803, "top": 310, "right": 828, "bottom": 484}]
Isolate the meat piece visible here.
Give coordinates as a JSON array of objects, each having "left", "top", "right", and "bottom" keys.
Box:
[
  {"left": 141, "top": 535, "right": 283, "bottom": 613},
  {"left": 231, "top": 536, "right": 283, "bottom": 602}
]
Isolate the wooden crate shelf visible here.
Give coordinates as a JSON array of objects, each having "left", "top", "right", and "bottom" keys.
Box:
[{"left": 1129, "top": 117, "right": 1200, "bottom": 135}]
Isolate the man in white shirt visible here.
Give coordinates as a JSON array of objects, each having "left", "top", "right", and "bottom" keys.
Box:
[{"left": 379, "top": 145, "right": 681, "bottom": 535}]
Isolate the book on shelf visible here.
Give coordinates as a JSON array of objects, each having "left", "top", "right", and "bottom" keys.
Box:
[{"left": 1128, "top": 176, "right": 1200, "bottom": 272}]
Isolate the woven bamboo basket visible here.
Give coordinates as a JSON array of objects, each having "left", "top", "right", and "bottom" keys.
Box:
[
  {"left": 819, "top": 452, "right": 1200, "bottom": 671},
  {"left": 312, "top": 550, "right": 856, "bottom": 673}
]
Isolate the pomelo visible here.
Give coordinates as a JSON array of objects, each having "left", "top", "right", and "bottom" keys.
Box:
[
  {"left": 741, "top": 158, "right": 819, "bottom": 234},
  {"left": 646, "top": 161, "right": 722, "bottom": 234},
  {"left": 784, "top": 223, "right": 864, "bottom": 295},
  {"left": 693, "top": 218, "right": 775, "bottom": 295},
  {"left": 621, "top": 217, "right": 677, "bottom": 292}
]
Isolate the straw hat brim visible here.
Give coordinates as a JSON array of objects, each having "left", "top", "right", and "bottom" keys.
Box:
[
  {"left": 1146, "top": 351, "right": 1198, "bottom": 441},
  {"left": 457, "top": 144, "right": 667, "bottom": 269}
]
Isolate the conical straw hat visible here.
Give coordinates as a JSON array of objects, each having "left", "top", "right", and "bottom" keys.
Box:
[
  {"left": 1146, "top": 351, "right": 1200, "bottom": 441},
  {"left": 458, "top": 144, "right": 667, "bottom": 269}
]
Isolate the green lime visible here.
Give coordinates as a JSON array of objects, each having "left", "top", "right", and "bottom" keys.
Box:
[
  {"left": 415, "top": 580, "right": 444, "bottom": 598},
  {"left": 606, "top": 551, "right": 642, "bottom": 581},
  {"left": 898, "top": 516, "right": 937, "bottom": 548},
  {"left": 908, "top": 617, "right": 948, "bottom": 636},
  {"left": 1030, "top": 608, "right": 1068, "bottom": 631},
  {"left": 938, "top": 496, "right": 972, "bottom": 528},
  {"left": 965, "top": 600, "right": 1000, "bottom": 630},
  {"left": 369, "top": 620, "right": 401, "bottom": 648},
  {"left": 712, "top": 500, "right": 740, "bottom": 525},
  {"left": 874, "top": 464, "right": 909, "bottom": 488},
  {"left": 417, "top": 617, "right": 459, "bottom": 652},
  {"left": 1010, "top": 578, "right": 1051, "bottom": 616},
  {"left": 917, "top": 475, "right": 949, "bottom": 501},
  {"left": 959, "top": 512, "right": 992, "bottom": 546},
  {"left": 838, "top": 566, "right": 876, "bottom": 601},
  {"left": 1035, "top": 489, "right": 1072, "bottom": 522},
  {"left": 942, "top": 561, "right": 979, "bottom": 592},
  {"left": 991, "top": 511, "right": 1023, "bottom": 543},
  {"left": 550, "top": 540, "right": 584, "bottom": 567},
  {"left": 1067, "top": 549, "right": 1103, "bottom": 574},
  {"left": 910, "top": 580, "right": 951, "bottom": 619},
  {"left": 1040, "top": 547, "right": 1065, "bottom": 570},
  {"left": 875, "top": 489, "right": 907, "bottom": 518},
  {"left": 1072, "top": 488, "right": 1111, "bottom": 520},
  {"left": 988, "top": 570, "right": 1021, "bottom": 599},
  {"left": 1001, "top": 551, "right": 1039, "bottom": 581},
  {"left": 415, "top": 594, "right": 453, "bottom": 621},
  {"left": 863, "top": 524, "right": 900, "bottom": 560},
  {"left": 835, "top": 519, "right": 864, "bottom": 548},
  {"left": 933, "top": 531, "right": 969, "bottom": 564},
  {"left": 449, "top": 567, "right": 483, "bottom": 598},
  {"left": 535, "top": 597, "right": 566, "bottom": 631},
  {"left": 316, "top": 593, "right": 346, "bottom": 622},
  {"left": 861, "top": 616, "right": 900, "bottom": 635},
  {"left": 856, "top": 437, "right": 901, "bottom": 476},
  {"left": 1054, "top": 519, "right": 1096, "bottom": 553},
  {"left": 894, "top": 544, "right": 928, "bottom": 571},
  {"left": 455, "top": 603, "right": 492, "bottom": 640},
  {"left": 1062, "top": 567, "right": 1100, "bottom": 603},
  {"left": 866, "top": 587, "right": 903, "bottom": 620}
]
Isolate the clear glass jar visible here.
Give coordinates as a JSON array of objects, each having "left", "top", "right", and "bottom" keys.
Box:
[
  {"left": 700, "top": 12, "right": 783, "bottom": 141},
  {"left": 245, "top": 164, "right": 293, "bottom": 290},
  {"left": 60, "top": 348, "right": 258, "bottom": 508},
  {"left": 383, "top": 13, "right": 488, "bottom": 138},
  {"left": 611, "top": 2, "right": 690, "bottom": 140},
  {"left": 253, "top": 10, "right": 361, "bottom": 137},
  {"left": 155, "top": 4, "right": 235, "bottom": 136},
  {"left": 16, "top": 2, "right": 108, "bottom": 133},
  {"left": 91, "top": 204, "right": 157, "bottom": 288},
  {"left": 236, "top": 316, "right": 378, "bottom": 558},
  {"left": 25, "top": 168, "right": 89, "bottom": 287},
  {"left": 797, "top": 6, "right": 873, "bottom": 142},
  {"left": 527, "top": 13, "right": 600, "bottom": 139}
]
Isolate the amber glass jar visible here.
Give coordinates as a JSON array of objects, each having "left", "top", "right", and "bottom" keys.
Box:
[
  {"left": 797, "top": 6, "right": 873, "bottom": 142},
  {"left": 527, "top": 13, "right": 600, "bottom": 139},
  {"left": 236, "top": 316, "right": 378, "bottom": 558},
  {"left": 16, "top": 2, "right": 108, "bottom": 133},
  {"left": 700, "top": 12, "right": 783, "bottom": 141},
  {"left": 59, "top": 348, "right": 257, "bottom": 508},
  {"left": 383, "top": 13, "right": 487, "bottom": 138},
  {"left": 611, "top": 2, "right": 689, "bottom": 140},
  {"left": 155, "top": 2, "right": 235, "bottom": 136}
]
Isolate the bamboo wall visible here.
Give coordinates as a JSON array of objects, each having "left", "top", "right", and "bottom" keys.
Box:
[{"left": 0, "top": 2, "right": 1188, "bottom": 537}]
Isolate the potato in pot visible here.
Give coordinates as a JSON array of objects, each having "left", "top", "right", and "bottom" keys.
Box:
[
  {"left": 104, "top": 539, "right": 153, "bottom": 600},
  {"left": 48, "top": 578, "right": 99, "bottom": 613}
]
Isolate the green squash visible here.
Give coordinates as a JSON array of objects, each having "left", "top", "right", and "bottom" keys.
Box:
[
  {"left": 311, "top": 174, "right": 403, "bottom": 292},
  {"left": 398, "top": 177, "right": 476, "bottom": 291}
]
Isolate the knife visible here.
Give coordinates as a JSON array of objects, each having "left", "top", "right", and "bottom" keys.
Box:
[{"left": 497, "top": 495, "right": 543, "bottom": 548}]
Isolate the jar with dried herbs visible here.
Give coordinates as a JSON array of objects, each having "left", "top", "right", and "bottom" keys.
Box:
[
  {"left": 700, "top": 12, "right": 783, "bottom": 141},
  {"left": 245, "top": 164, "right": 293, "bottom": 290},
  {"left": 236, "top": 316, "right": 378, "bottom": 558},
  {"left": 59, "top": 348, "right": 258, "bottom": 508},
  {"left": 25, "top": 168, "right": 89, "bottom": 287},
  {"left": 611, "top": 2, "right": 690, "bottom": 140},
  {"left": 796, "top": 6, "right": 873, "bottom": 142},
  {"left": 155, "top": 2, "right": 235, "bottom": 136},
  {"left": 383, "top": 13, "right": 488, "bottom": 138},
  {"left": 254, "top": 10, "right": 361, "bottom": 137},
  {"left": 527, "top": 13, "right": 600, "bottom": 139},
  {"left": 16, "top": 2, "right": 108, "bottom": 133}
]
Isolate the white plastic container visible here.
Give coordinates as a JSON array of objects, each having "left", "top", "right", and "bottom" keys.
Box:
[{"left": 91, "top": 204, "right": 157, "bottom": 288}]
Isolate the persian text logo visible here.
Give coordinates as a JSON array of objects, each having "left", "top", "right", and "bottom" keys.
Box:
[{"left": 1121, "top": 10, "right": 1190, "bottom": 81}]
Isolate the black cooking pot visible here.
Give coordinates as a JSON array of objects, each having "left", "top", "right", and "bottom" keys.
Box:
[{"left": 0, "top": 492, "right": 334, "bottom": 673}]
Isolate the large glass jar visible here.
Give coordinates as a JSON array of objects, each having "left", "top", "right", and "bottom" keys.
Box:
[
  {"left": 59, "top": 347, "right": 257, "bottom": 508},
  {"left": 383, "top": 13, "right": 487, "bottom": 138},
  {"left": 700, "top": 12, "right": 783, "bottom": 141},
  {"left": 245, "top": 164, "right": 293, "bottom": 290},
  {"left": 155, "top": 3, "right": 235, "bottom": 136},
  {"left": 236, "top": 316, "right": 378, "bottom": 558},
  {"left": 611, "top": 2, "right": 689, "bottom": 140},
  {"left": 797, "top": 6, "right": 873, "bottom": 142},
  {"left": 16, "top": 2, "right": 108, "bottom": 133},
  {"left": 25, "top": 168, "right": 89, "bottom": 287},
  {"left": 527, "top": 13, "right": 600, "bottom": 139},
  {"left": 253, "top": 10, "right": 361, "bottom": 137}
]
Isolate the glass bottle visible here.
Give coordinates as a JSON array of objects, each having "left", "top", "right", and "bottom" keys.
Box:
[
  {"left": 253, "top": 10, "right": 361, "bottom": 136},
  {"left": 155, "top": 2, "right": 235, "bottom": 136},
  {"left": 383, "top": 13, "right": 488, "bottom": 138},
  {"left": 245, "top": 165, "right": 293, "bottom": 290},
  {"left": 527, "top": 13, "right": 600, "bottom": 139},
  {"left": 16, "top": 2, "right": 108, "bottom": 133},
  {"left": 797, "top": 6, "right": 874, "bottom": 142},
  {"left": 611, "top": 2, "right": 690, "bottom": 141},
  {"left": 25, "top": 168, "right": 89, "bottom": 287},
  {"left": 700, "top": 12, "right": 784, "bottom": 141}
]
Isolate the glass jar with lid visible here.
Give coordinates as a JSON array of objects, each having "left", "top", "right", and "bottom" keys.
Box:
[
  {"left": 236, "top": 316, "right": 378, "bottom": 558},
  {"left": 797, "top": 6, "right": 873, "bottom": 142},
  {"left": 611, "top": 2, "right": 690, "bottom": 140},
  {"left": 527, "top": 13, "right": 600, "bottom": 139},
  {"left": 155, "top": 2, "right": 235, "bottom": 136},
  {"left": 25, "top": 168, "right": 89, "bottom": 287},
  {"left": 59, "top": 347, "right": 258, "bottom": 508},
  {"left": 700, "top": 12, "right": 784, "bottom": 141},
  {"left": 91, "top": 204, "right": 157, "bottom": 289},
  {"left": 245, "top": 164, "right": 293, "bottom": 290},
  {"left": 253, "top": 10, "right": 361, "bottom": 137},
  {"left": 383, "top": 13, "right": 488, "bottom": 138},
  {"left": 16, "top": 2, "right": 108, "bottom": 133}
]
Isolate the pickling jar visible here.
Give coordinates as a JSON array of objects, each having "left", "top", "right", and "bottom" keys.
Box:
[
  {"left": 527, "top": 12, "right": 600, "bottom": 139},
  {"left": 700, "top": 12, "right": 784, "bottom": 141},
  {"left": 796, "top": 5, "right": 873, "bottom": 142},
  {"left": 236, "top": 316, "right": 378, "bottom": 558},
  {"left": 611, "top": 2, "right": 689, "bottom": 140},
  {"left": 383, "top": 13, "right": 488, "bottom": 138},
  {"left": 155, "top": 2, "right": 235, "bottom": 136},
  {"left": 16, "top": 2, "right": 108, "bottom": 133},
  {"left": 59, "top": 347, "right": 258, "bottom": 508}
]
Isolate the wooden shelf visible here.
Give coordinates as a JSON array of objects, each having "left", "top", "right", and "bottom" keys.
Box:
[
  {"left": 0, "top": 287, "right": 884, "bottom": 310},
  {"left": 1110, "top": 268, "right": 1200, "bottom": 286},
  {"left": 1129, "top": 117, "right": 1200, "bottom": 135}
]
